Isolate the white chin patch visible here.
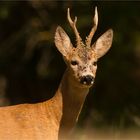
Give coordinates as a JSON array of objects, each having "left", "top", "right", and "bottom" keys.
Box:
[{"left": 83, "top": 81, "right": 86, "bottom": 85}]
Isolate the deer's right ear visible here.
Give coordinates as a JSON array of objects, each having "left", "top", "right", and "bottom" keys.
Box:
[{"left": 55, "top": 26, "right": 73, "bottom": 58}]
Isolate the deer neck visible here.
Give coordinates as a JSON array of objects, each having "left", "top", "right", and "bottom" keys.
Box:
[
  {"left": 56, "top": 69, "right": 89, "bottom": 134},
  {"left": 41, "top": 69, "right": 89, "bottom": 138}
]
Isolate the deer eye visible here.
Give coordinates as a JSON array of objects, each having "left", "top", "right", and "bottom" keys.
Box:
[
  {"left": 71, "top": 60, "right": 78, "bottom": 66},
  {"left": 93, "top": 61, "right": 97, "bottom": 66}
]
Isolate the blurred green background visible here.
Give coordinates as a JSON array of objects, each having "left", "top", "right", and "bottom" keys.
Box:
[{"left": 0, "top": 0, "right": 140, "bottom": 138}]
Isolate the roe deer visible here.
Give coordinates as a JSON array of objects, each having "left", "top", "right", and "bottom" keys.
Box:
[{"left": 0, "top": 7, "right": 113, "bottom": 140}]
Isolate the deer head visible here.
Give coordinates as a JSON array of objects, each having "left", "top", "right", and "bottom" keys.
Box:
[{"left": 55, "top": 7, "right": 113, "bottom": 88}]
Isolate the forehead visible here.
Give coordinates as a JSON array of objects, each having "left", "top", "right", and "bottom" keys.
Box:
[{"left": 72, "top": 47, "right": 97, "bottom": 62}]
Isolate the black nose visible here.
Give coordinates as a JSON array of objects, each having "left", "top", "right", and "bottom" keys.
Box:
[{"left": 80, "top": 75, "right": 94, "bottom": 85}]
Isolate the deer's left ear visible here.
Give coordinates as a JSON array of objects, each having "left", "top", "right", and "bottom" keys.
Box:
[
  {"left": 92, "top": 29, "right": 113, "bottom": 59},
  {"left": 55, "top": 26, "right": 73, "bottom": 59}
]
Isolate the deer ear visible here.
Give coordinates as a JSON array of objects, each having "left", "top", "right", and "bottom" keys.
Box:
[
  {"left": 55, "top": 26, "right": 73, "bottom": 58},
  {"left": 92, "top": 29, "right": 113, "bottom": 59}
]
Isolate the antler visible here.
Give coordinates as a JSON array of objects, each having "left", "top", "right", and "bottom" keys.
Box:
[
  {"left": 67, "top": 8, "right": 84, "bottom": 47},
  {"left": 86, "top": 7, "right": 98, "bottom": 47}
]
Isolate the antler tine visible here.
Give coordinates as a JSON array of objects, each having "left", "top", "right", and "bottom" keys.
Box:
[
  {"left": 67, "top": 8, "right": 83, "bottom": 47},
  {"left": 86, "top": 6, "right": 98, "bottom": 47}
]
